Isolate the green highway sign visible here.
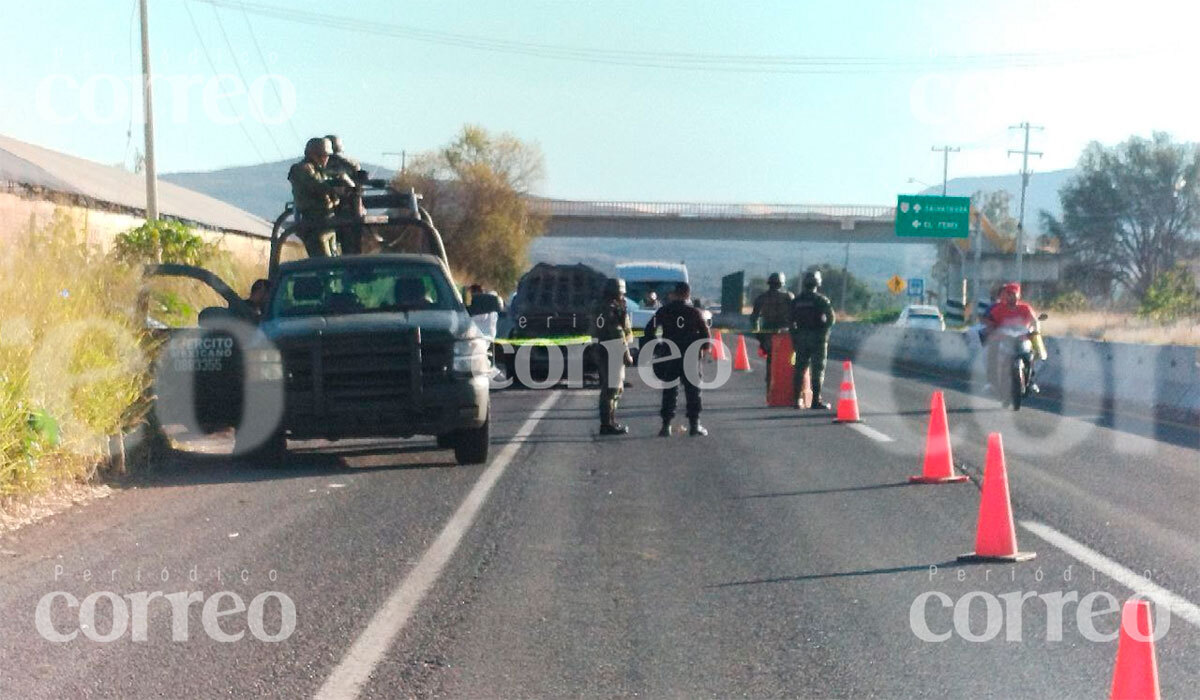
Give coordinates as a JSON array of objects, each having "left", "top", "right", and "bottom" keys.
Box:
[{"left": 895, "top": 195, "right": 971, "bottom": 238}]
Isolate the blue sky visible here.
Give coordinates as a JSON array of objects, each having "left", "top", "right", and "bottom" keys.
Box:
[{"left": 3, "top": 0, "right": 1197, "bottom": 204}]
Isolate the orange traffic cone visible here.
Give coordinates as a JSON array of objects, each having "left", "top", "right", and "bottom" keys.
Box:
[
  {"left": 712, "top": 330, "right": 727, "bottom": 361},
  {"left": 909, "top": 391, "right": 968, "bottom": 484},
  {"left": 833, "top": 361, "right": 861, "bottom": 423},
  {"left": 1110, "top": 599, "right": 1161, "bottom": 700},
  {"left": 958, "top": 433, "right": 1035, "bottom": 562},
  {"left": 733, "top": 335, "right": 752, "bottom": 371}
]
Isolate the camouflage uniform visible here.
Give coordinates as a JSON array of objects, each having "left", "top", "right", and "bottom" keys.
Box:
[
  {"left": 592, "top": 294, "right": 632, "bottom": 430},
  {"left": 325, "top": 151, "right": 365, "bottom": 255},
  {"left": 287, "top": 159, "right": 340, "bottom": 257},
  {"left": 790, "top": 289, "right": 836, "bottom": 405},
  {"left": 750, "top": 287, "right": 794, "bottom": 381}
]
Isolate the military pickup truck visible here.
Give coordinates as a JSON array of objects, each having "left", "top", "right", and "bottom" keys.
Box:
[{"left": 148, "top": 184, "right": 492, "bottom": 466}]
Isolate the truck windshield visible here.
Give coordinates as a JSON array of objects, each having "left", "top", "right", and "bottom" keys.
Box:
[{"left": 269, "top": 262, "right": 459, "bottom": 318}]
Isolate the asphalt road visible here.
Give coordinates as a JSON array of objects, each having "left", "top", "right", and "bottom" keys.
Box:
[{"left": 0, "top": 348, "right": 1197, "bottom": 699}]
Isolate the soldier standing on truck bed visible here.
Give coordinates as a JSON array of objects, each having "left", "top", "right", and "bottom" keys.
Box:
[
  {"left": 749, "top": 272, "right": 794, "bottom": 383},
  {"left": 592, "top": 278, "right": 634, "bottom": 436},
  {"left": 287, "top": 137, "right": 354, "bottom": 258},
  {"left": 324, "top": 135, "right": 366, "bottom": 255},
  {"left": 790, "top": 270, "right": 836, "bottom": 410}
]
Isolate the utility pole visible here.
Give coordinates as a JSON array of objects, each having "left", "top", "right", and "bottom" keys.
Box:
[
  {"left": 931, "top": 145, "right": 960, "bottom": 196},
  {"left": 384, "top": 150, "right": 407, "bottom": 175},
  {"left": 840, "top": 242, "right": 850, "bottom": 312},
  {"left": 138, "top": 0, "right": 159, "bottom": 226},
  {"left": 1008, "top": 123, "right": 1043, "bottom": 284}
]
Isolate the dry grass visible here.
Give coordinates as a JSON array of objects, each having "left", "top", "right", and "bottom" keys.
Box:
[
  {"left": 0, "top": 210, "right": 267, "bottom": 525},
  {"left": 1041, "top": 311, "right": 1200, "bottom": 346}
]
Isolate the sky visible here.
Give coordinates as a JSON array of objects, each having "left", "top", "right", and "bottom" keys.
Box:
[{"left": 3, "top": 0, "right": 1199, "bottom": 204}]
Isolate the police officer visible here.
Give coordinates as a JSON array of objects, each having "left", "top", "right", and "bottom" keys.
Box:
[
  {"left": 644, "top": 282, "right": 711, "bottom": 436},
  {"left": 592, "top": 277, "right": 634, "bottom": 435},
  {"left": 790, "top": 270, "right": 836, "bottom": 409},
  {"left": 749, "top": 272, "right": 794, "bottom": 382},
  {"left": 324, "top": 134, "right": 366, "bottom": 255},
  {"left": 287, "top": 137, "right": 353, "bottom": 257}
]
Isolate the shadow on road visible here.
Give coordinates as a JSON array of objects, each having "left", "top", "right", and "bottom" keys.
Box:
[
  {"left": 732, "top": 481, "right": 911, "bottom": 499},
  {"left": 709, "top": 560, "right": 973, "bottom": 588}
]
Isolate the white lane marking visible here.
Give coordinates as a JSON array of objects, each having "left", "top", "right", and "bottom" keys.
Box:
[
  {"left": 1020, "top": 520, "right": 1200, "bottom": 629},
  {"left": 847, "top": 422, "right": 894, "bottom": 442},
  {"left": 315, "top": 391, "right": 563, "bottom": 700}
]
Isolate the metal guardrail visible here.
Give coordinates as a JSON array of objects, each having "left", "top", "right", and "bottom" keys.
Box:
[{"left": 530, "top": 199, "right": 895, "bottom": 220}]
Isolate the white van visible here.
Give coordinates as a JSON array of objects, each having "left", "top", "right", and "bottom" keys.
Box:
[{"left": 615, "top": 261, "right": 710, "bottom": 331}]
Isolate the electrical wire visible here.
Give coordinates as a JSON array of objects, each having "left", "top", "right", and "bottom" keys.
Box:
[
  {"left": 235, "top": 0, "right": 305, "bottom": 149},
  {"left": 208, "top": 1, "right": 286, "bottom": 159},
  {"left": 182, "top": 0, "right": 268, "bottom": 162},
  {"left": 192, "top": 0, "right": 1152, "bottom": 75}
]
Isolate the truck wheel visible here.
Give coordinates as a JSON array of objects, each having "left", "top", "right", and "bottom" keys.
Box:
[
  {"left": 453, "top": 417, "right": 490, "bottom": 465},
  {"left": 235, "top": 430, "right": 287, "bottom": 468},
  {"left": 436, "top": 433, "right": 456, "bottom": 449}
]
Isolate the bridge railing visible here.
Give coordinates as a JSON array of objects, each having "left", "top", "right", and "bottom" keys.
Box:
[{"left": 530, "top": 199, "right": 895, "bottom": 220}]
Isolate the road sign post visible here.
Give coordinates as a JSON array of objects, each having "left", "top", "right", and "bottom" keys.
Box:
[
  {"left": 895, "top": 195, "right": 970, "bottom": 238},
  {"left": 907, "top": 278, "right": 925, "bottom": 300},
  {"left": 887, "top": 274, "right": 906, "bottom": 295}
]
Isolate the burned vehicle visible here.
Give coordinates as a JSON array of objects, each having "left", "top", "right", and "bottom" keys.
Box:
[{"left": 148, "top": 183, "right": 491, "bottom": 466}]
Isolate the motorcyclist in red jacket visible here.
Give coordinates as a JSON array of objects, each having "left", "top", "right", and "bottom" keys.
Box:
[{"left": 983, "top": 282, "right": 1043, "bottom": 394}]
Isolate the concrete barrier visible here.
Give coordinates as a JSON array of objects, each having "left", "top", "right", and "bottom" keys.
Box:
[{"left": 826, "top": 323, "right": 1200, "bottom": 424}]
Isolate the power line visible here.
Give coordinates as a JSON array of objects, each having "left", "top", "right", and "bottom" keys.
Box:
[
  {"left": 235, "top": 0, "right": 304, "bottom": 149},
  {"left": 207, "top": 1, "right": 286, "bottom": 159},
  {"left": 191, "top": 0, "right": 1150, "bottom": 75},
  {"left": 182, "top": 0, "right": 267, "bottom": 162}
]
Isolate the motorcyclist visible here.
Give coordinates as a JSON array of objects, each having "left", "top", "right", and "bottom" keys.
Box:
[
  {"left": 983, "top": 282, "right": 1044, "bottom": 394},
  {"left": 749, "top": 272, "right": 794, "bottom": 382}
]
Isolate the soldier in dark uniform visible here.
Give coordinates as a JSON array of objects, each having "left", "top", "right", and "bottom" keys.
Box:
[
  {"left": 287, "top": 137, "right": 354, "bottom": 257},
  {"left": 790, "top": 270, "right": 837, "bottom": 409},
  {"left": 324, "top": 134, "right": 365, "bottom": 255},
  {"left": 644, "top": 282, "right": 711, "bottom": 436},
  {"left": 748, "top": 272, "right": 794, "bottom": 382},
  {"left": 592, "top": 277, "right": 634, "bottom": 435}
]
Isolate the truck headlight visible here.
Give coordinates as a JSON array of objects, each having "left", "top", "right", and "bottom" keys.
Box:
[
  {"left": 246, "top": 347, "right": 283, "bottom": 381},
  {"left": 453, "top": 337, "right": 490, "bottom": 375}
]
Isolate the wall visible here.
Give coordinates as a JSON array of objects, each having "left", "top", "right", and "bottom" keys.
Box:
[
  {"left": 826, "top": 323, "right": 1200, "bottom": 424},
  {"left": 0, "top": 191, "right": 275, "bottom": 263}
]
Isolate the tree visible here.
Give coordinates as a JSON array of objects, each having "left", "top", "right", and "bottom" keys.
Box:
[
  {"left": 1043, "top": 132, "right": 1200, "bottom": 301},
  {"left": 799, "top": 265, "right": 872, "bottom": 314},
  {"left": 971, "top": 189, "right": 1018, "bottom": 251},
  {"left": 1138, "top": 263, "right": 1199, "bottom": 322},
  {"left": 393, "top": 125, "right": 546, "bottom": 290}
]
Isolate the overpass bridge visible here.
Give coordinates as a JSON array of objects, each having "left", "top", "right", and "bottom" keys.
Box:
[{"left": 533, "top": 200, "right": 932, "bottom": 244}]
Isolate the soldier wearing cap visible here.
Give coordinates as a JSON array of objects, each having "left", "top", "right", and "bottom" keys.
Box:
[
  {"left": 592, "top": 277, "right": 634, "bottom": 435},
  {"left": 790, "top": 270, "right": 836, "bottom": 409},
  {"left": 287, "top": 137, "right": 353, "bottom": 257},
  {"left": 749, "top": 272, "right": 794, "bottom": 381}
]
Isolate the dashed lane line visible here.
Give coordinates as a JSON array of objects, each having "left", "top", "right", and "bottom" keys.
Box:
[{"left": 1020, "top": 520, "right": 1200, "bottom": 629}]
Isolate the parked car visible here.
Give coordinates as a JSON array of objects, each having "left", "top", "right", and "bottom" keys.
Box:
[{"left": 895, "top": 304, "right": 946, "bottom": 331}]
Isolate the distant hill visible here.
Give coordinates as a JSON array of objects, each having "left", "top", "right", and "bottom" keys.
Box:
[
  {"left": 162, "top": 160, "right": 396, "bottom": 221},
  {"left": 164, "top": 160, "right": 1076, "bottom": 298},
  {"left": 921, "top": 168, "right": 1076, "bottom": 233}
]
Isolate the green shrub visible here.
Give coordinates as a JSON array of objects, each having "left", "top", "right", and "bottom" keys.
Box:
[
  {"left": 1048, "top": 290, "right": 1092, "bottom": 313},
  {"left": 1138, "top": 264, "right": 1199, "bottom": 323},
  {"left": 113, "top": 219, "right": 216, "bottom": 267}
]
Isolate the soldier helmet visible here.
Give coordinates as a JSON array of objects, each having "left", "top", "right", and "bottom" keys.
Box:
[
  {"left": 767, "top": 272, "right": 785, "bottom": 289},
  {"left": 803, "top": 270, "right": 822, "bottom": 290},
  {"left": 325, "top": 134, "right": 343, "bottom": 154},
  {"left": 305, "top": 137, "right": 332, "bottom": 158},
  {"left": 604, "top": 277, "right": 626, "bottom": 297}
]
